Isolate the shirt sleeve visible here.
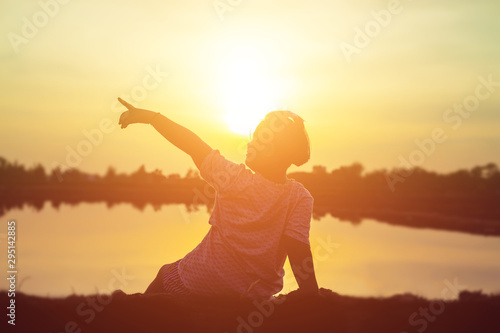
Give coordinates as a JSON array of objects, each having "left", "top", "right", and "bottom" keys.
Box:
[
  {"left": 283, "top": 190, "right": 314, "bottom": 245},
  {"left": 199, "top": 149, "right": 246, "bottom": 193}
]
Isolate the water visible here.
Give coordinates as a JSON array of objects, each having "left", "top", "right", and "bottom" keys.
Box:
[{"left": 1, "top": 202, "right": 499, "bottom": 299}]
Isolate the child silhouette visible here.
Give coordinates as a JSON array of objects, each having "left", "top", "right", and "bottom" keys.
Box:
[{"left": 118, "top": 97, "right": 319, "bottom": 300}]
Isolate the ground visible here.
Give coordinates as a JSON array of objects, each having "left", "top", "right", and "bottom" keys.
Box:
[{"left": 2, "top": 288, "right": 499, "bottom": 333}]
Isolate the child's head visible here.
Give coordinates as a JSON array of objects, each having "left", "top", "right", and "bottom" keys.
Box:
[{"left": 245, "top": 110, "right": 310, "bottom": 171}]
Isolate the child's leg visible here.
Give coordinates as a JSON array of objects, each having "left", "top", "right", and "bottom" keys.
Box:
[
  {"left": 163, "top": 260, "right": 190, "bottom": 295},
  {"left": 144, "top": 265, "right": 168, "bottom": 294}
]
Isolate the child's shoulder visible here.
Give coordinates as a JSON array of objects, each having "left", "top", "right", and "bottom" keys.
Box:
[{"left": 288, "top": 179, "right": 313, "bottom": 199}]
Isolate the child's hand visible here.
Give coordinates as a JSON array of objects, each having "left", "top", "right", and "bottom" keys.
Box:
[{"left": 118, "top": 98, "right": 156, "bottom": 129}]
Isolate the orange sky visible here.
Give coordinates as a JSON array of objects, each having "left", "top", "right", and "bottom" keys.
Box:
[{"left": 1, "top": 0, "right": 499, "bottom": 176}]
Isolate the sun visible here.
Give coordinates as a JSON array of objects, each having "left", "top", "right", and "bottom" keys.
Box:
[
  {"left": 213, "top": 41, "right": 288, "bottom": 136},
  {"left": 221, "top": 67, "right": 279, "bottom": 136},
  {"left": 219, "top": 54, "right": 281, "bottom": 136}
]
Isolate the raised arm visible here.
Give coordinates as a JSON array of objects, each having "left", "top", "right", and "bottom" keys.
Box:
[{"left": 118, "top": 98, "right": 212, "bottom": 170}]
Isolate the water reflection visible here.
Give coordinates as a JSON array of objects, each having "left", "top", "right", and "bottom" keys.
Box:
[
  {"left": 0, "top": 202, "right": 499, "bottom": 298},
  {"left": 1, "top": 189, "right": 498, "bottom": 237}
]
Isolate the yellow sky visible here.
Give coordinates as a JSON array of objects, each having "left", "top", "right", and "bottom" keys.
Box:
[{"left": 1, "top": 0, "right": 499, "bottom": 176}]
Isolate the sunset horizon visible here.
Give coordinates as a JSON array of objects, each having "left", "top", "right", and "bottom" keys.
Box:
[
  {"left": 2, "top": 1, "right": 499, "bottom": 178},
  {"left": 1, "top": 1, "right": 499, "bottom": 332}
]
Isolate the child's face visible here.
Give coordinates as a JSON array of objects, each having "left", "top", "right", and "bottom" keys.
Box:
[{"left": 245, "top": 135, "right": 273, "bottom": 170}]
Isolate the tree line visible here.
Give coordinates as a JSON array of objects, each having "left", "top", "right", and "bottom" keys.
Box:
[{"left": 1, "top": 156, "right": 499, "bottom": 197}]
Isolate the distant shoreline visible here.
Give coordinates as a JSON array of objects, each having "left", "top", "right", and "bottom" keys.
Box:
[
  {"left": 1, "top": 185, "right": 499, "bottom": 236},
  {"left": 2, "top": 156, "right": 499, "bottom": 238}
]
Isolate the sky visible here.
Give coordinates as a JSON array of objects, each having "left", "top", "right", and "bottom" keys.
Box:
[{"left": 1, "top": 0, "right": 499, "bottom": 177}]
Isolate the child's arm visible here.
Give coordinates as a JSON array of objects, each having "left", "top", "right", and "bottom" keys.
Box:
[
  {"left": 118, "top": 98, "right": 212, "bottom": 170},
  {"left": 284, "top": 235, "right": 319, "bottom": 295}
]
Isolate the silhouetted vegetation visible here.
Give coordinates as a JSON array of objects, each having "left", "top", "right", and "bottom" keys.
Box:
[{"left": 1, "top": 156, "right": 499, "bottom": 235}]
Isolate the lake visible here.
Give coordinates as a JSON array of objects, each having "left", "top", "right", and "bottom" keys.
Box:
[{"left": 1, "top": 202, "right": 499, "bottom": 299}]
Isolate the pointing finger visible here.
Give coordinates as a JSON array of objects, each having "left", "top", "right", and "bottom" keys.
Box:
[{"left": 118, "top": 97, "right": 135, "bottom": 110}]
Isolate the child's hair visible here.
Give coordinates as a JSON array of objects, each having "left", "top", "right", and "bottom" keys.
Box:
[{"left": 251, "top": 111, "right": 310, "bottom": 167}]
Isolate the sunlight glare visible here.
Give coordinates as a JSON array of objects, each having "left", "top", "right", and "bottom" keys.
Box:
[{"left": 214, "top": 43, "right": 287, "bottom": 136}]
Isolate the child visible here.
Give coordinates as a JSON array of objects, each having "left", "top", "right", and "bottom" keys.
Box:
[{"left": 118, "top": 98, "right": 319, "bottom": 300}]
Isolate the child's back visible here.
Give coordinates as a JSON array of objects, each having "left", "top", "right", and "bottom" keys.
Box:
[{"left": 178, "top": 149, "right": 313, "bottom": 299}]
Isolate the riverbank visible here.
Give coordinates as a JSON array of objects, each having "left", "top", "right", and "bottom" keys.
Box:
[{"left": 2, "top": 288, "right": 499, "bottom": 333}]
